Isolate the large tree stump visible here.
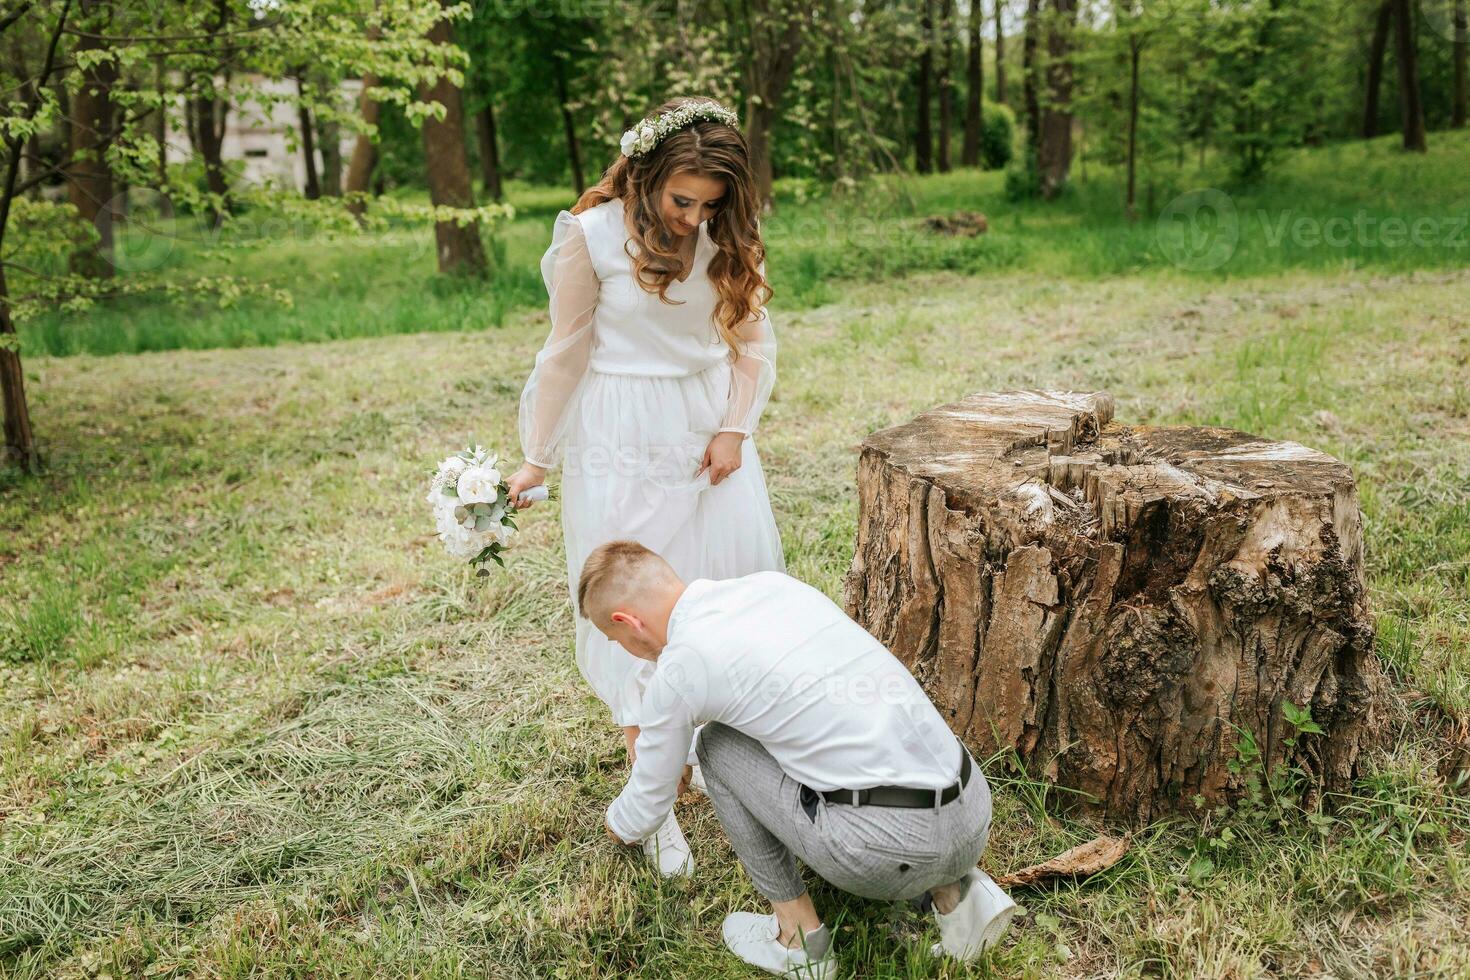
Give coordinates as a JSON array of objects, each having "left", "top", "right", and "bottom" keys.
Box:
[{"left": 842, "top": 390, "right": 1388, "bottom": 823}]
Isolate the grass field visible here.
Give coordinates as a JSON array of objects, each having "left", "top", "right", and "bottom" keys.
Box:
[{"left": 2, "top": 135, "right": 1469, "bottom": 977}]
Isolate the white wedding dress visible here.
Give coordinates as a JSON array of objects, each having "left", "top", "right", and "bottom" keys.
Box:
[{"left": 519, "top": 195, "right": 786, "bottom": 727}]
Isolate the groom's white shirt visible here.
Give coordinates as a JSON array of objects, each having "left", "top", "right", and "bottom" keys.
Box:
[{"left": 606, "top": 570, "right": 964, "bottom": 844}]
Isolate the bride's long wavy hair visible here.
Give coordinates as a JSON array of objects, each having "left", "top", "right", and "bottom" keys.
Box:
[{"left": 571, "top": 96, "right": 771, "bottom": 358}]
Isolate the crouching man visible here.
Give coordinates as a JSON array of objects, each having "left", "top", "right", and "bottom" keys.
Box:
[{"left": 578, "top": 539, "right": 1016, "bottom": 977}]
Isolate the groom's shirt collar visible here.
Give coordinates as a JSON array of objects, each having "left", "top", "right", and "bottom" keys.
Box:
[{"left": 664, "top": 578, "right": 711, "bottom": 646}]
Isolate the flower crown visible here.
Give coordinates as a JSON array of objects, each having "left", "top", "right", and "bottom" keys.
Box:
[{"left": 619, "top": 100, "right": 740, "bottom": 160}]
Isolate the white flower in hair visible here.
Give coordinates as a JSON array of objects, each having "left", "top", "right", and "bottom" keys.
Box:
[{"left": 620, "top": 100, "right": 740, "bottom": 160}]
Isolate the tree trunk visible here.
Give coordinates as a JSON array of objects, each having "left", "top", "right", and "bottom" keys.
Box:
[
  {"left": 1392, "top": 0, "right": 1427, "bottom": 151},
  {"left": 842, "top": 390, "right": 1389, "bottom": 824},
  {"left": 190, "top": 91, "right": 230, "bottom": 228},
  {"left": 1022, "top": 0, "right": 1040, "bottom": 155},
  {"left": 1125, "top": 34, "right": 1140, "bottom": 221},
  {"left": 1454, "top": 0, "right": 1467, "bottom": 129},
  {"left": 1363, "top": 1, "right": 1392, "bottom": 139},
  {"left": 962, "top": 0, "right": 983, "bottom": 167},
  {"left": 994, "top": 0, "right": 1008, "bottom": 105},
  {"left": 67, "top": 15, "right": 117, "bottom": 278},
  {"left": 153, "top": 55, "right": 168, "bottom": 186},
  {"left": 937, "top": 0, "right": 955, "bottom": 172},
  {"left": 317, "top": 105, "right": 342, "bottom": 197},
  {"left": 0, "top": 266, "right": 38, "bottom": 471},
  {"left": 296, "top": 76, "right": 321, "bottom": 200},
  {"left": 475, "top": 101, "right": 503, "bottom": 201},
  {"left": 742, "top": 0, "right": 807, "bottom": 211},
  {"left": 344, "top": 70, "right": 380, "bottom": 217},
  {"left": 916, "top": 0, "right": 935, "bottom": 173},
  {"left": 1037, "top": 0, "right": 1077, "bottom": 198},
  {"left": 553, "top": 58, "right": 584, "bottom": 197},
  {"left": 418, "top": 6, "right": 486, "bottom": 276}
]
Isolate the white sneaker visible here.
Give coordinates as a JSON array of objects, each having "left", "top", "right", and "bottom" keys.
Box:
[
  {"left": 687, "top": 764, "right": 709, "bottom": 796},
  {"left": 932, "top": 868, "right": 1016, "bottom": 960},
  {"left": 721, "top": 912, "right": 837, "bottom": 978},
  {"left": 642, "top": 810, "right": 694, "bottom": 878}
]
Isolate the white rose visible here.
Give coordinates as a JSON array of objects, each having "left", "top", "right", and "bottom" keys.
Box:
[
  {"left": 620, "top": 128, "right": 638, "bottom": 155},
  {"left": 439, "top": 455, "right": 468, "bottom": 481},
  {"left": 456, "top": 465, "right": 502, "bottom": 505}
]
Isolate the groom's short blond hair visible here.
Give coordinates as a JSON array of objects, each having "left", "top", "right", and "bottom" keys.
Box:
[{"left": 576, "top": 539, "right": 681, "bottom": 623}]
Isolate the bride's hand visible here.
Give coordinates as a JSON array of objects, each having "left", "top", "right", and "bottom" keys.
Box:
[
  {"left": 507, "top": 463, "right": 547, "bottom": 509},
  {"left": 696, "top": 432, "right": 744, "bottom": 486}
]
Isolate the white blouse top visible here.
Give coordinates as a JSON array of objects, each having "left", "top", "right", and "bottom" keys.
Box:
[{"left": 518, "top": 196, "right": 777, "bottom": 469}]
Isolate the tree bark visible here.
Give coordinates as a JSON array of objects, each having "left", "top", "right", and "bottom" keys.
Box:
[
  {"left": 316, "top": 102, "right": 342, "bottom": 197},
  {"left": 742, "top": 0, "right": 807, "bottom": 210},
  {"left": 67, "top": 4, "right": 116, "bottom": 278},
  {"left": 1021, "top": 0, "right": 1040, "bottom": 155},
  {"left": 296, "top": 75, "right": 321, "bottom": 200},
  {"left": 1037, "top": 0, "right": 1077, "bottom": 198},
  {"left": 0, "top": 265, "right": 38, "bottom": 471},
  {"left": 418, "top": 5, "right": 486, "bottom": 276},
  {"left": 937, "top": 0, "right": 955, "bottom": 172},
  {"left": 1125, "top": 34, "right": 1140, "bottom": 221},
  {"left": 344, "top": 69, "right": 380, "bottom": 217},
  {"left": 1454, "top": 0, "right": 1467, "bottom": 129},
  {"left": 552, "top": 57, "right": 584, "bottom": 197},
  {"left": 189, "top": 90, "right": 230, "bottom": 228},
  {"left": 994, "top": 0, "right": 1008, "bottom": 105},
  {"left": 475, "top": 101, "right": 503, "bottom": 201},
  {"left": 1392, "top": 0, "right": 1427, "bottom": 151},
  {"left": 916, "top": 0, "right": 935, "bottom": 173},
  {"left": 842, "top": 390, "right": 1389, "bottom": 824},
  {"left": 1, "top": 0, "right": 69, "bottom": 473},
  {"left": 962, "top": 0, "right": 983, "bottom": 167},
  {"left": 1363, "top": 1, "right": 1391, "bottom": 139}
]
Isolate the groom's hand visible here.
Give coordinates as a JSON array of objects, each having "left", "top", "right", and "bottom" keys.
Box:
[
  {"left": 676, "top": 765, "right": 693, "bottom": 796},
  {"left": 696, "top": 431, "right": 744, "bottom": 485}
]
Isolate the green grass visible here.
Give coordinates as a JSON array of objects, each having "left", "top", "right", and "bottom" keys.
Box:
[
  {"left": 19, "top": 131, "right": 1470, "bottom": 359},
  {"left": 2, "top": 137, "right": 1469, "bottom": 977}
]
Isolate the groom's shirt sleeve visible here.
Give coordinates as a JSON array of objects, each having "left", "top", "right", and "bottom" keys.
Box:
[{"left": 605, "top": 653, "right": 701, "bottom": 844}]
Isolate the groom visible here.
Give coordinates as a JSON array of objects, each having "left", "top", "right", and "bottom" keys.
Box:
[{"left": 578, "top": 539, "right": 1016, "bottom": 976}]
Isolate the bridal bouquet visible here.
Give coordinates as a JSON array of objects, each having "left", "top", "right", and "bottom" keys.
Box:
[{"left": 425, "top": 444, "right": 551, "bottom": 576}]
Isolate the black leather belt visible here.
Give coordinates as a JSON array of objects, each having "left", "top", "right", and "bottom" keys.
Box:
[{"left": 801, "top": 747, "right": 972, "bottom": 810}]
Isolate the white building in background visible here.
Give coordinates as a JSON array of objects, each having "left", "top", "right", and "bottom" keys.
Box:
[{"left": 166, "top": 74, "right": 362, "bottom": 193}]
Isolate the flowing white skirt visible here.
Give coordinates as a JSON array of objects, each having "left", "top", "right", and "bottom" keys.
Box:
[{"left": 561, "top": 359, "right": 786, "bottom": 727}]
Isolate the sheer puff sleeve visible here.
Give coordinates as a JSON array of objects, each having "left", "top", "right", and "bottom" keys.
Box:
[
  {"left": 519, "top": 210, "right": 599, "bottom": 470},
  {"left": 717, "top": 259, "right": 777, "bottom": 438}
]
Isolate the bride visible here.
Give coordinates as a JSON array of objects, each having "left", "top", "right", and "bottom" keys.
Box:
[{"left": 505, "top": 97, "right": 786, "bottom": 877}]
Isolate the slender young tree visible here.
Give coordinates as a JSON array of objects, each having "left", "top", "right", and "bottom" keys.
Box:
[
  {"left": 1022, "top": 0, "right": 1040, "bottom": 156},
  {"left": 1454, "top": 0, "right": 1467, "bottom": 128},
  {"left": 937, "top": 0, "right": 956, "bottom": 171},
  {"left": 1363, "top": 1, "right": 1392, "bottom": 139},
  {"left": 994, "top": 0, "right": 1008, "bottom": 104},
  {"left": 296, "top": 75, "right": 321, "bottom": 200},
  {"left": 1392, "top": 0, "right": 1427, "bottom": 151},
  {"left": 962, "top": 0, "right": 984, "bottom": 166},
  {"left": 916, "top": 0, "right": 935, "bottom": 172},
  {"left": 475, "top": 100, "right": 503, "bottom": 200}
]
